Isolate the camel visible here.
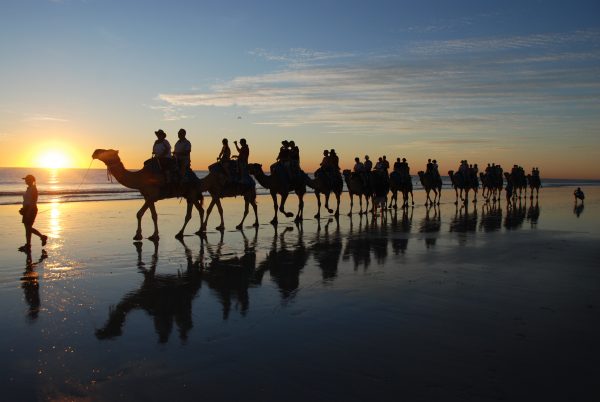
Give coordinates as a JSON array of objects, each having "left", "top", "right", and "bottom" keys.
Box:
[
  {"left": 342, "top": 169, "right": 371, "bottom": 215},
  {"left": 200, "top": 165, "right": 259, "bottom": 231},
  {"left": 417, "top": 171, "right": 442, "bottom": 206},
  {"left": 92, "top": 149, "right": 204, "bottom": 240},
  {"left": 369, "top": 170, "right": 390, "bottom": 215},
  {"left": 507, "top": 168, "right": 527, "bottom": 199},
  {"left": 389, "top": 171, "right": 414, "bottom": 209},
  {"left": 306, "top": 169, "right": 344, "bottom": 219},
  {"left": 526, "top": 173, "right": 541, "bottom": 199},
  {"left": 479, "top": 171, "right": 503, "bottom": 202},
  {"left": 247, "top": 163, "right": 307, "bottom": 224},
  {"left": 448, "top": 170, "right": 478, "bottom": 205}
]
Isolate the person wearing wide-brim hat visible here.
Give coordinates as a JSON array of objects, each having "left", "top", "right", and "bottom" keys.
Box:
[
  {"left": 19, "top": 175, "right": 47, "bottom": 252},
  {"left": 153, "top": 129, "right": 172, "bottom": 159}
]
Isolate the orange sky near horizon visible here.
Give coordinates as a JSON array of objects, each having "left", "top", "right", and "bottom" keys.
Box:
[{"left": 3, "top": 127, "right": 599, "bottom": 179}]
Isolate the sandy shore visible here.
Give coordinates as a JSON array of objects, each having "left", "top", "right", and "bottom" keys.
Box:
[{"left": 0, "top": 186, "right": 598, "bottom": 401}]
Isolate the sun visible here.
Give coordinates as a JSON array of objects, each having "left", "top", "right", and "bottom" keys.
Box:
[{"left": 37, "top": 150, "right": 71, "bottom": 169}]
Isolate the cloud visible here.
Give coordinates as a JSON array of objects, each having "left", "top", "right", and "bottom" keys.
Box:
[
  {"left": 156, "top": 30, "right": 600, "bottom": 134},
  {"left": 25, "top": 114, "right": 69, "bottom": 123},
  {"left": 146, "top": 104, "right": 192, "bottom": 121}
]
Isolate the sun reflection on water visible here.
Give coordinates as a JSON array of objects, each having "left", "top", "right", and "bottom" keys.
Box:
[{"left": 48, "top": 200, "right": 62, "bottom": 239}]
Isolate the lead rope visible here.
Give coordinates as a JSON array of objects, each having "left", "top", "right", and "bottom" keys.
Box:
[{"left": 37, "top": 158, "right": 95, "bottom": 214}]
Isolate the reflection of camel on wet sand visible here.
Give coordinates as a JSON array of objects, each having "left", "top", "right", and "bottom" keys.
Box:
[
  {"left": 480, "top": 202, "right": 503, "bottom": 232},
  {"left": 257, "top": 224, "right": 310, "bottom": 302},
  {"left": 504, "top": 199, "right": 527, "bottom": 230},
  {"left": 95, "top": 232, "right": 261, "bottom": 342},
  {"left": 419, "top": 204, "right": 441, "bottom": 248},
  {"left": 527, "top": 200, "right": 540, "bottom": 227},
  {"left": 449, "top": 204, "right": 478, "bottom": 237},
  {"left": 95, "top": 239, "right": 202, "bottom": 343},
  {"left": 343, "top": 215, "right": 373, "bottom": 270},
  {"left": 312, "top": 217, "right": 343, "bottom": 280},
  {"left": 390, "top": 207, "right": 413, "bottom": 255}
]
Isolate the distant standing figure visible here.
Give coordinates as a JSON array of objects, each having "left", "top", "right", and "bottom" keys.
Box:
[
  {"left": 173, "top": 128, "right": 191, "bottom": 177},
  {"left": 153, "top": 129, "right": 172, "bottom": 159},
  {"left": 19, "top": 175, "right": 47, "bottom": 252},
  {"left": 574, "top": 187, "right": 585, "bottom": 204}
]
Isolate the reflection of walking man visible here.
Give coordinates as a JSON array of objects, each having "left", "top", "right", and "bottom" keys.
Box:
[
  {"left": 19, "top": 175, "right": 47, "bottom": 252},
  {"left": 21, "top": 248, "right": 48, "bottom": 320}
]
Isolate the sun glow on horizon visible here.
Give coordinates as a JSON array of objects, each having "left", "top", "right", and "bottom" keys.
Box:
[{"left": 36, "top": 150, "right": 71, "bottom": 169}]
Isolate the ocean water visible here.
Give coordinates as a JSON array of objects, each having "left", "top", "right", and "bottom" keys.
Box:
[{"left": 0, "top": 167, "right": 598, "bottom": 205}]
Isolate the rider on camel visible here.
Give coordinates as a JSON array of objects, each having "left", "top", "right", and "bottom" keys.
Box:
[
  {"left": 234, "top": 138, "right": 249, "bottom": 182},
  {"left": 217, "top": 138, "right": 231, "bottom": 181}
]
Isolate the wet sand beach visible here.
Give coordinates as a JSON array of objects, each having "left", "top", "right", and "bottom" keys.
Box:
[{"left": 0, "top": 187, "right": 598, "bottom": 401}]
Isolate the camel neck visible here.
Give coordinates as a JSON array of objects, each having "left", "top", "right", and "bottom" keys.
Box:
[
  {"left": 106, "top": 160, "right": 142, "bottom": 190},
  {"left": 252, "top": 168, "right": 272, "bottom": 189}
]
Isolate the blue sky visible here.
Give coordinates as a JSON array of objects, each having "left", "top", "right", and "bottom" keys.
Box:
[{"left": 1, "top": 0, "right": 599, "bottom": 177}]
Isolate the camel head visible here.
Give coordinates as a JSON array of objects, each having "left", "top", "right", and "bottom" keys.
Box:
[
  {"left": 342, "top": 169, "right": 351, "bottom": 176},
  {"left": 448, "top": 170, "right": 454, "bottom": 177},
  {"left": 92, "top": 149, "right": 120, "bottom": 164},
  {"left": 417, "top": 171, "right": 424, "bottom": 178}
]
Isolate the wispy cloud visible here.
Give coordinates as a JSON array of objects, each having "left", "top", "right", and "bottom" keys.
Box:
[
  {"left": 156, "top": 30, "right": 600, "bottom": 134},
  {"left": 25, "top": 114, "right": 69, "bottom": 123},
  {"left": 146, "top": 104, "right": 191, "bottom": 121}
]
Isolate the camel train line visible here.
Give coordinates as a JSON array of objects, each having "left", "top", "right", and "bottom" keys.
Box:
[{"left": 92, "top": 147, "right": 541, "bottom": 239}]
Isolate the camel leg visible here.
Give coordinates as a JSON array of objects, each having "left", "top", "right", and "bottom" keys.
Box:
[
  {"left": 214, "top": 198, "right": 225, "bottom": 230},
  {"left": 325, "top": 192, "right": 334, "bottom": 214},
  {"left": 251, "top": 199, "right": 259, "bottom": 227},
  {"left": 147, "top": 202, "right": 159, "bottom": 241},
  {"left": 176, "top": 199, "right": 194, "bottom": 238},
  {"left": 237, "top": 199, "right": 250, "bottom": 230},
  {"left": 358, "top": 194, "right": 363, "bottom": 215},
  {"left": 270, "top": 192, "right": 279, "bottom": 225},
  {"left": 295, "top": 192, "right": 304, "bottom": 222},
  {"left": 134, "top": 201, "right": 150, "bottom": 241},
  {"left": 279, "top": 192, "right": 294, "bottom": 218},
  {"left": 202, "top": 199, "right": 217, "bottom": 232},
  {"left": 314, "top": 193, "right": 321, "bottom": 219},
  {"left": 334, "top": 192, "right": 340, "bottom": 217},
  {"left": 193, "top": 200, "right": 204, "bottom": 235},
  {"left": 348, "top": 193, "right": 354, "bottom": 216}
]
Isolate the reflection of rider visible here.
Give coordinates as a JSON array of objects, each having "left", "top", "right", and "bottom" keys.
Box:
[{"left": 217, "top": 138, "right": 231, "bottom": 180}]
